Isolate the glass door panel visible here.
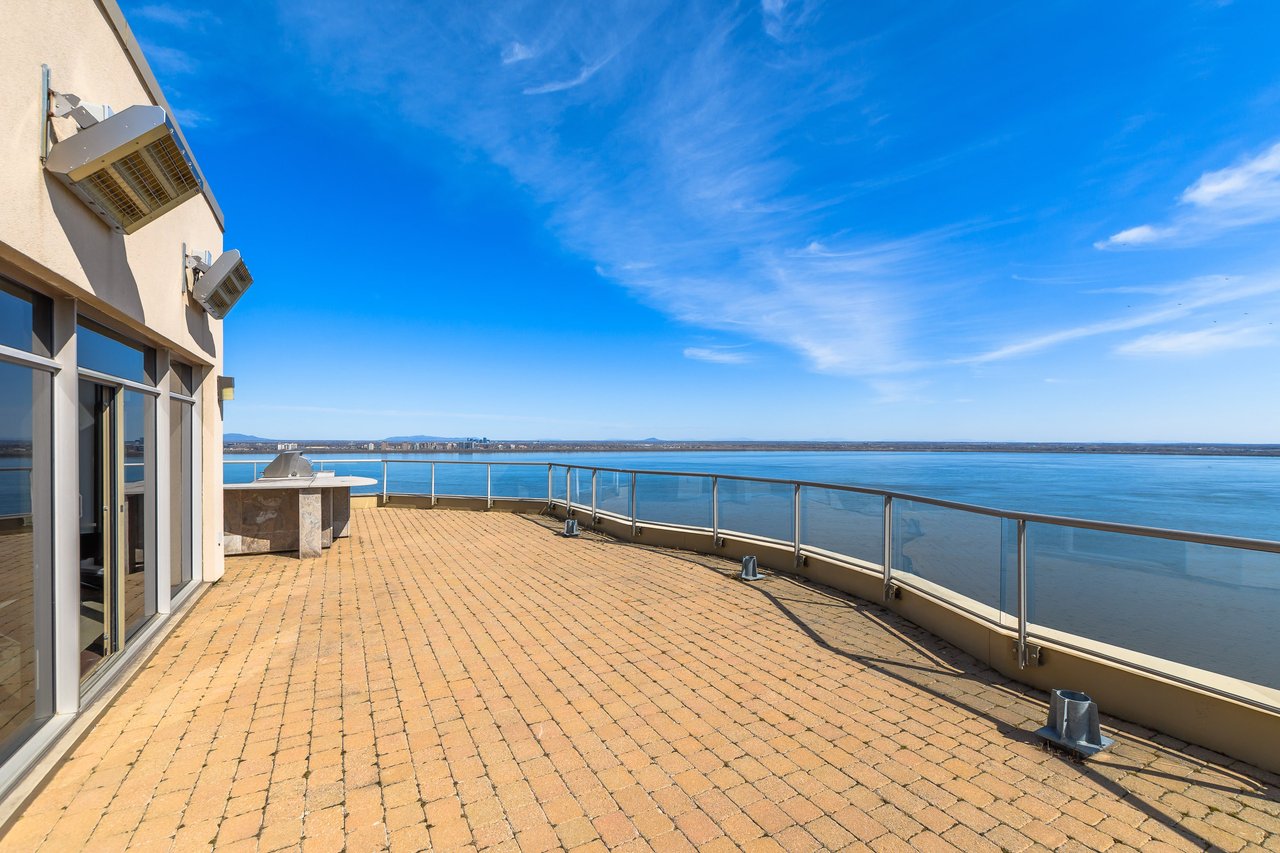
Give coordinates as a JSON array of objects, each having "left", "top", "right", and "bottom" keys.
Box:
[
  {"left": 121, "top": 390, "right": 152, "bottom": 640},
  {"left": 169, "top": 399, "right": 193, "bottom": 594},
  {"left": 0, "top": 360, "right": 53, "bottom": 760},
  {"left": 78, "top": 381, "right": 112, "bottom": 680}
]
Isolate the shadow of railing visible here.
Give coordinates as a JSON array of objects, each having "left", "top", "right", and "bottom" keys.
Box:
[{"left": 526, "top": 513, "right": 1280, "bottom": 851}]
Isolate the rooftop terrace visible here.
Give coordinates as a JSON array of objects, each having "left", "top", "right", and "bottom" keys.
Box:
[{"left": 4, "top": 507, "right": 1278, "bottom": 852}]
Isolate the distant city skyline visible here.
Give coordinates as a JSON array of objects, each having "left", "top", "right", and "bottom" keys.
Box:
[{"left": 124, "top": 1, "right": 1280, "bottom": 441}]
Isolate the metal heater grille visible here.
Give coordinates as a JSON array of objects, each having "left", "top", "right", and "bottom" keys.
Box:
[
  {"left": 205, "top": 260, "right": 252, "bottom": 317},
  {"left": 82, "top": 170, "right": 145, "bottom": 227},
  {"left": 145, "top": 135, "right": 200, "bottom": 195},
  {"left": 114, "top": 151, "right": 171, "bottom": 208}
]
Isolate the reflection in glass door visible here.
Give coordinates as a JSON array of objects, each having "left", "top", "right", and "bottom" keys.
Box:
[
  {"left": 169, "top": 399, "right": 193, "bottom": 594},
  {"left": 79, "top": 380, "right": 155, "bottom": 683},
  {"left": 121, "top": 390, "right": 152, "bottom": 640},
  {"left": 77, "top": 381, "right": 113, "bottom": 680}
]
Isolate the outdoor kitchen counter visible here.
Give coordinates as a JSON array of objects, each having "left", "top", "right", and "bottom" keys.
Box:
[{"left": 224, "top": 475, "right": 376, "bottom": 558}]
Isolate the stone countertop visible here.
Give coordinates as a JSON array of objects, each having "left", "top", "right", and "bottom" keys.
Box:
[{"left": 224, "top": 476, "right": 376, "bottom": 490}]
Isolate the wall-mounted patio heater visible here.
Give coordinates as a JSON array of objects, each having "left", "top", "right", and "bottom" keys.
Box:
[
  {"left": 42, "top": 66, "right": 203, "bottom": 234},
  {"left": 186, "top": 249, "right": 254, "bottom": 319}
]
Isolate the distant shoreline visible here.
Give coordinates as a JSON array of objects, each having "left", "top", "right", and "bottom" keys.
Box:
[{"left": 223, "top": 440, "right": 1280, "bottom": 458}]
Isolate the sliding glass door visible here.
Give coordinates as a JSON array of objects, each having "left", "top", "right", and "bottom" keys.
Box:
[
  {"left": 77, "top": 379, "right": 114, "bottom": 680},
  {"left": 169, "top": 397, "right": 193, "bottom": 595}
]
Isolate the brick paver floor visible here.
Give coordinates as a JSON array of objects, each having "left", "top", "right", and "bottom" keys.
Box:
[{"left": 4, "top": 507, "right": 1279, "bottom": 852}]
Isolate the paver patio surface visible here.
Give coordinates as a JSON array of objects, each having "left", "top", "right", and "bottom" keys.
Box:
[{"left": 3, "top": 507, "right": 1278, "bottom": 852}]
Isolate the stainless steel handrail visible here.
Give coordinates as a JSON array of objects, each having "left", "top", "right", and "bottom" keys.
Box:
[
  {"left": 220, "top": 456, "right": 1280, "bottom": 553},
  {"left": 542, "top": 462, "right": 1280, "bottom": 554}
]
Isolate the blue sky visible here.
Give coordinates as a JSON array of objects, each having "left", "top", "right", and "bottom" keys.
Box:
[{"left": 122, "top": 0, "right": 1280, "bottom": 441}]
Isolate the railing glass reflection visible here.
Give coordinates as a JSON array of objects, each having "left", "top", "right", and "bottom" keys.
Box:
[
  {"left": 891, "top": 499, "right": 1012, "bottom": 626},
  {"left": 490, "top": 463, "right": 545, "bottom": 499},
  {"left": 800, "top": 486, "right": 882, "bottom": 565},
  {"left": 594, "top": 468, "right": 630, "bottom": 518},
  {"left": 717, "top": 478, "right": 793, "bottom": 543},
  {"left": 1027, "top": 524, "right": 1280, "bottom": 691},
  {"left": 635, "top": 473, "right": 712, "bottom": 529},
  {"left": 0, "top": 468, "right": 31, "bottom": 517}
]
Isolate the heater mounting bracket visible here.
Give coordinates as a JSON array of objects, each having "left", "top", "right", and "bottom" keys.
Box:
[
  {"left": 50, "top": 91, "right": 112, "bottom": 129},
  {"left": 185, "top": 253, "right": 212, "bottom": 274}
]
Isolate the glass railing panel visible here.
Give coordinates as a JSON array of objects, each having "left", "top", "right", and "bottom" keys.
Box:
[
  {"left": 549, "top": 465, "right": 567, "bottom": 504},
  {"left": 595, "top": 469, "right": 629, "bottom": 517},
  {"left": 384, "top": 460, "right": 428, "bottom": 495},
  {"left": 312, "top": 459, "right": 381, "bottom": 494},
  {"left": 567, "top": 467, "right": 591, "bottom": 510},
  {"left": 718, "top": 478, "right": 793, "bottom": 544},
  {"left": 891, "top": 499, "right": 1007, "bottom": 621},
  {"left": 490, "top": 464, "right": 545, "bottom": 499},
  {"left": 432, "top": 462, "right": 487, "bottom": 498},
  {"left": 1027, "top": 524, "right": 1280, "bottom": 692},
  {"left": 799, "top": 487, "right": 882, "bottom": 566},
  {"left": 0, "top": 467, "right": 31, "bottom": 517},
  {"left": 635, "top": 473, "right": 712, "bottom": 529},
  {"left": 223, "top": 461, "right": 259, "bottom": 486}
]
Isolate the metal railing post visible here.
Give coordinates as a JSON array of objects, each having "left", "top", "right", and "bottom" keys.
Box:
[
  {"left": 591, "top": 469, "right": 597, "bottom": 522},
  {"left": 547, "top": 464, "right": 553, "bottom": 508},
  {"left": 430, "top": 462, "right": 436, "bottom": 507},
  {"left": 630, "top": 472, "right": 637, "bottom": 538},
  {"left": 882, "top": 495, "right": 893, "bottom": 600},
  {"left": 565, "top": 468, "right": 573, "bottom": 515},
  {"left": 793, "top": 483, "right": 802, "bottom": 565},
  {"left": 1017, "top": 518, "right": 1028, "bottom": 668},
  {"left": 711, "top": 476, "right": 719, "bottom": 546},
  {"left": 486, "top": 464, "right": 492, "bottom": 509},
  {"left": 381, "top": 459, "right": 387, "bottom": 504}
]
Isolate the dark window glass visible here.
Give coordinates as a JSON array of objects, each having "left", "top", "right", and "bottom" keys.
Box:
[
  {"left": 0, "top": 361, "right": 54, "bottom": 760},
  {"left": 78, "top": 322, "right": 150, "bottom": 385},
  {"left": 0, "top": 280, "right": 51, "bottom": 357}
]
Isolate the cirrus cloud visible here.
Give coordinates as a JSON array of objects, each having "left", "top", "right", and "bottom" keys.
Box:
[{"left": 1097, "top": 141, "right": 1280, "bottom": 249}]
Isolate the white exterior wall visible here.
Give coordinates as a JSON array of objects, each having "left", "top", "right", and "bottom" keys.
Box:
[{"left": 0, "top": 0, "right": 226, "bottom": 585}]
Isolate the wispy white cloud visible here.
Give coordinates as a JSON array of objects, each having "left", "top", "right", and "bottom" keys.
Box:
[
  {"left": 171, "top": 107, "right": 210, "bottom": 128},
  {"left": 502, "top": 41, "right": 536, "bottom": 64},
  {"left": 760, "top": 0, "right": 816, "bottom": 41},
  {"left": 140, "top": 42, "right": 195, "bottom": 75},
  {"left": 134, "top": 5, "right": 219, "bottom": 29},
  {"left": 683, "top": 346, "right": 751, "bottom": 364},
  {"left": 1097, "top": 224, "right": 1175, "bottom": 247},
  {"left": 869, "top": 379, "right": 931, "bottom": 404},
  {"left": 523, "top": 54, "right": 615, "bottom": 95},
  {"left": 961, "top": 274, "right": 1280, "bottom": 364},
  {"left": 1116, "top": 322, "right": 1277, "bottom": 356},
  {"left": 1097, "top": 141, "right": 1280, "bottom": 248},
  {"left": 273, "top": 1, "right": 988, "bottom": 378}
]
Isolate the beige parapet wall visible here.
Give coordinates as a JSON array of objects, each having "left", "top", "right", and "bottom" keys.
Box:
[{"left": 378, "top": 493, "right": 1280, "bottom": 775}]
